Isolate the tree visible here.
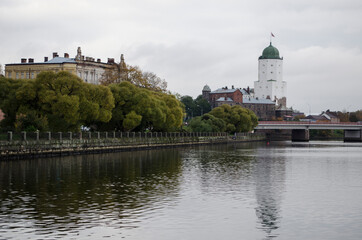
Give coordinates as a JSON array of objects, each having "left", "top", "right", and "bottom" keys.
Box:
[
  {"left": 15, "top": 71, "right": 114, "bottom": 132},
  {"left": 98, "top": 81, "right": 183, "bottom": 132},
  {"left": 208, "top": 104, "right": 258, "bottom": 133},
  {"left": 0, "top": 77, "right": 25, "bottom": 130},
  {"left": 189, "top": 113, "right": 226, "bottom": 132},
  {"left": 194, "top": 95, "right": 211, "bottom": 116},
  {"left": 180, "top": 95, "right": 211, "bottom": 121},
  {"left": 100, "top": 63, "right": 168, "bottom": 93},
  {"left": 181, "top": 95, "right": 196, "bottom": 120}
]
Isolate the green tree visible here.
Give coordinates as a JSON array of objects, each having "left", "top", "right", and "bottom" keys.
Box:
[
  {"left": 99, "top": 81, "right": 183, "bottom": 132},
  {"left": 194, "top": 95, "right": 211, "bottom": 116},
  {"left": 209, "top": 104, "right": 258, "bottom": 133},
  {"left": 0, "top": 77, "right": 25, "bottom": 130},
  {"left": 189, "top": 113, "right": 226, "bottom": 132},
  {"left": 181, "top": 95, "right": 196, "bottom": 120},
  {"left": 15, "top": 71, "right": 114, "bottom": 132}
]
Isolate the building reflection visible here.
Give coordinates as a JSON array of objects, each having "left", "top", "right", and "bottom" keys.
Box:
[{"left": 253, "top": 146, "right": 286, "bottom": 239}]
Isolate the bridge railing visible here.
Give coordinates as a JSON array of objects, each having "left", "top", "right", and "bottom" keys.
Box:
[{"left": 258, "top": 121, "right": 362, "bottom": 125}]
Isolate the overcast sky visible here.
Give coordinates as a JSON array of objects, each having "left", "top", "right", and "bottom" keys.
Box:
[{"left": 1, "top": 0, "right": 361, "bottom": 114}]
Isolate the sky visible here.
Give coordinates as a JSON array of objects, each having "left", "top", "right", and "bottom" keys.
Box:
[{"left": 1, "top": 0, "right": 362, "bottom": 114}]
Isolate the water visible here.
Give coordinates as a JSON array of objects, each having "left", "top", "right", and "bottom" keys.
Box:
[{"left": 1, "top": 141, "right": 362, "bottom": 240}]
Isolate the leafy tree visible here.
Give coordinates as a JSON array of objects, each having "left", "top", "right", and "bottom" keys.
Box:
[
  {"left": 194, "top": 95, "right": 211, "bottom": 116},
  {"left": 208, "top": 104, "right": 258, "bottom": 133},
  {"left": 181, "top": 95, "right": 211, "bottom": 121},
  {"left": 98, "top": 81, "right": 183, "bottom": 132},
  {"left": 100, "top": 63, "right": 168, "bottom": 93},
  {"left": 189, "top": 113, "right": 226, "bottom": 132},
  {"left": 0, "top": 77, "right": 25, "bottom": 130},
  {"left": 15, "top": 71, "right": 114, "bottom": 132},
  {"left": 181, "top": 95, "right": 196, "bottom": 119}
]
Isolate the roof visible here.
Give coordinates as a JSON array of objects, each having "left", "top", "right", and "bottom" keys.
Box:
[
  {"left": 216, "top": 97, "right": 233, "bottom": 102},
  {"left": 259, "top": 42, "right": 282, "bottom": 60},
  {"left": 211, "top": 88, "right": 240, "bottom": 94},
  {"left": 46, "top": 57, "right": 76, "bottom": 64},
  {"left": 243, "top": 98, "right": 275, "bottom": 105},
  {"left": 6, "top": 57, "right": 77, "bottom": 66},
  {"left": 202, "top": 84, "right": 211, "bottom": 92}
]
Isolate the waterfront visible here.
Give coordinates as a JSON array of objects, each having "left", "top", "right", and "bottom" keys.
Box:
[{"left": 1, "top": 141, "right": 362, "bottom": 239}]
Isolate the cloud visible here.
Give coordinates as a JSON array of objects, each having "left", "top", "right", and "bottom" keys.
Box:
[{"left": 1, "top": 0, "right": 362, "bottom": 114}]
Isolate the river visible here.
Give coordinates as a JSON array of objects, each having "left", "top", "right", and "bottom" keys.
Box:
[{"left": 1, "top": 141, "right": 362, "bottom": 240}]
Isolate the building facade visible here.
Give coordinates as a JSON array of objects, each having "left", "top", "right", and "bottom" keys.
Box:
[
  {"left": 201, "top": 42, "right": 290, "bottom": 120},
  {"left": 254, "top": 42, "right": 287, "bottom": 107},
  {"left": 5, "top": 47, "right": 125, "bottom": 85}
]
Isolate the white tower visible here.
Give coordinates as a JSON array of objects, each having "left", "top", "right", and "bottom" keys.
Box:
[{"left": 254, "top": 42, "right": 287, "bottom": 107}]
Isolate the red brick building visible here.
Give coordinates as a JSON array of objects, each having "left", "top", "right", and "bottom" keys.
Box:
[{"left": 202, "top": 85, "right": 276, "bottom": 120}]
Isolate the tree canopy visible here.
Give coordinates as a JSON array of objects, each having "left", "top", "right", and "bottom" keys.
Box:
[
  {"left": 1, "top": 72, "right": 115, "bottom": 132},
  {"left": 97, "top": 81, "right": 183, "bottom": 132},
  {"left": 189, "top": 104, "right": 258, "bottom": 133},
  {"left": 100, "top": 63, "right": 168, "bottom": 93},
  {"left": 181, "top": 95, "right": 211, "bottom": 120},
  {"left": 0, "top": 72, "right": 185, "bottom": 132}
]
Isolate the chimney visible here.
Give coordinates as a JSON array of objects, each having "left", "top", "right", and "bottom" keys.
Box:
[
  {"left": 232, "top": 85, "right": 234, "bottom": 89},
  {"left": 44, "top": 57, "right": 48, "bottom": 62},
  {"left": 97, "top": 58, "right": 101, "bottom": 63},
  {"left": 53, "top": 52, "right": 58, "bottom": 58},
  {"left": 28, "top": 58, "right": 34, "bottom": 63},
  {"left": 21, "top": 58, "right": 27, "bottom": 63},
  {"left": 81, "top": 55, "right": 84, "bottom": 61},
  {"left": 64, "top": 53, "right": 69, "bottom": 58},
  {"left": 107, "top": 58, "right": 115, "bottom": 64}
]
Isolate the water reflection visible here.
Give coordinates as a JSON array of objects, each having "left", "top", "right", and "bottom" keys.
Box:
[
  {"left": 253, "top": 146, "right": 286, "bottom": 239},
  {"left": 0, "top": 149, "right": 182, "bottom": 239}
]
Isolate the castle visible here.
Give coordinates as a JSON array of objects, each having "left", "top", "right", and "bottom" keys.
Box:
[{"left": 202, "top": 42, "right": 290, "bottom": 120}]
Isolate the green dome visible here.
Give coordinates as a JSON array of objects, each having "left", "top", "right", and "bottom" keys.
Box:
[{"left": 259, "top": 42, "right": 282, "bottom": 59}]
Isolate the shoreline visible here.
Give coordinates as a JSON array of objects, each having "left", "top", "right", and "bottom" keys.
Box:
[{"left": 0, "top": 134, "right": 266, "bottom": 160}]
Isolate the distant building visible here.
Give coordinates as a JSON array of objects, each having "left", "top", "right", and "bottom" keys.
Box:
[
  {"left": 5, "top": 47, "right": 126, "bottom": 85},
  {"left": 200, "top": 41, "right": 290, "bottom": 120},
  {"left": 254, "top": 42, "right": 287, "bottom": 108},
  {"left": 302, "top": 110, "right": 340, "bottom": 123},
  {"left": 201, "top": 85, "right": 276, "bottom": 120}
]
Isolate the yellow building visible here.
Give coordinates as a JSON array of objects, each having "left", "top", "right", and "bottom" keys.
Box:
[{"left": 5, "top": 47, "right": 125, "bottom": 85}]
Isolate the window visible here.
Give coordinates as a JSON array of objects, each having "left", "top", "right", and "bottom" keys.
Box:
[
  {"left": 8, "top": 72, "right": 11, "bottom": 78},
  {"left": 26, "top": 72, "right": 29, "bottom": 79},
  {"left": 16, "top": 72, "right": 19, "bottom": 79},
  {"left": 31, "top": 72, "right": 34, "bottom": 79},
  {"left": 21, "top": 72, "right": 24, "bottom": 79}
]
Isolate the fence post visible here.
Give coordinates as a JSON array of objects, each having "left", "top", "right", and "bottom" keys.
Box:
[
  {"left": 7, "top": 131, "right": 13, "bottom": 141},
  {"left": 68, "top": 132, "right": 72, "bottom": 140},
  {"left": 47, "top": 132, "right": 51, "bottom": 141},
  {"left": 58, "top": 132, "right": 62, "bottom": 141},
  {"left": 97, "top": 132, "right": 100, "bottom": 139},
  {"left": 105, "top": 132, "right": 108, "bottom": 139},
  {"left": 113, "top": 131, "right": 116, "bottom": 138},
  {"left": 21, "top": 131, "right": 26, "bottom": 141},
  {"left": 35, "top": 130, "right": 39, "bottom": 141}
]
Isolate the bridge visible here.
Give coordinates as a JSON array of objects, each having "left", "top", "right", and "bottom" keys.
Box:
[{"left": 255, "top": 121, "right": 362, "bottom": 142}]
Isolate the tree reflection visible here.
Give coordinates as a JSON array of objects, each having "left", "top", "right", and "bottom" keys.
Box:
[{"left": 0, "top": 149, "right": 182, "bottom": 233}]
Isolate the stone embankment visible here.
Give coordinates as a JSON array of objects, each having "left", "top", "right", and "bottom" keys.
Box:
[{"left": 0, "top": 131, "right": 266, "bottom": 160}]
